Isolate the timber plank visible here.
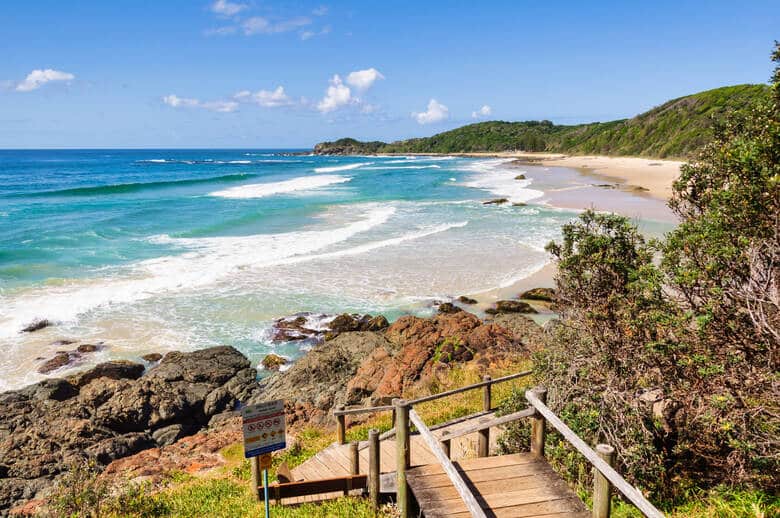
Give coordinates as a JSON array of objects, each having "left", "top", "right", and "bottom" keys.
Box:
[
  {"left": 406, "top": 452, "right": 537, "bottom": 476},
  {"left": 411, "top": 472, "right": 564, "bottom": 501},
  {"left": 445, "top": 497, "right": 589, "bottom": 518}
]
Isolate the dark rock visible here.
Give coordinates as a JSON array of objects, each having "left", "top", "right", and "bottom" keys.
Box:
[
  {"left": 261, "top": 354, "right": 288, "bottom": 371},
  {"left": 437, "top": 302, "right": 462, "bottom": 314},
  {"left": 76, "top": 343, "right": 101, "bottom": 353},
  {"left": 21, "top": 320, "right": 52, "bottom": 333},
  {"left": 512, "top": 202, "right": 527, "bottom": 207},
  {"left": 457, "top": 296, "right": 478, "bottom": 305},
  {"left": 488, "top": 300, "right": 538, "bottom": 314},
  {"left": 595, "top": 183, "right": 617, "bottom": 189},
  {"left": 515, "top": 174, "right": 526, "bottom": 180},
  {"left": 483, "top": 198, "right": 508, "bottom": 205},
  {"left": 365, "top": 315, "right": 389, "bottom": 331},
  {"left": 329, "top": 313, "right": 362, "bottom": 333},
  {"left": 152, "top": 424, "right": 191, "bottom": 447},
  {"left": 67, "top": 360, "right": 145, "bottom": 388},
  {"left": 142, "top": 353, "right": 163, "bottom": 362},
  {"left": 491, "top": 313, "right": 546, "bottom": 352},
  {"left": 37, "top": 352, "right": 76, "bottom": 374},
  {"left": 519, "top": 287, "right": 556, "bottom": 302},
  {"left": 50, "top": 340, "right": 75, "bottom": 347},
  {"left": 0, "top": 346, "right": 259, "bottom": 513}
]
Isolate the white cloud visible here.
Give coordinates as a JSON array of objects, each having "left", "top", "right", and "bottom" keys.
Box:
[
  {"left": 211, "top": 0, "right": 246, "bottom": 16},
  {"left": 15, "top": 69, "right": 75, "bottom": 92},
  {"left": 300, "top": 25, "right": 331, "bottom": 40},
  {"left": 346, "top": 68, "right": 384, "bottom": 91},
  {"left": 317, "top": 75, "right": 353, "bottom": 113},
  {"left": 242, "top": 16, "right": 311, "bottom": 35},
  {"left": 471, "top": 105, "right": 492, "bottom": 119},
  {"left": 234, "top": 86, "right": 293, "bottom": 107},
  {"left": 163, "top": 94, "right": 237, "bottom": 112},
  {"left": 413, "top": 99, "right": 449, "bottom": 124}
]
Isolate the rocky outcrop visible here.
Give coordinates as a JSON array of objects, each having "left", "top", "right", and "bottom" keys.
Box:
[
  {"left": 489, "top": 313, "right": 546, "bottom": 352},
  {"left": 36, "top": 343, "right": 105, "bottom": 374},
  {"left": 271, "top": 312, "right": 388, "bottom": 344},
  {"left": 436, "top": 302, "right": 462, "bottom": 314},
  {"left": 347, "top": 311, "right": 519, "bottom": 405},
  {"left": 483, "top": 198, "right": 508, "bottom": 205},
  {"left": 255, "top": 332, "right": 394, "bottom": 427},
  {"left": 458, "top": 296, "right": 478, "bottom": 305},
  {"left": 0, "top": 346, "right": 258, "bottom": 512}
]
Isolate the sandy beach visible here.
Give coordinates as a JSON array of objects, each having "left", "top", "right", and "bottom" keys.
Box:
[{"left": 394, "top": 152, "right": 683, "bottom": 201}]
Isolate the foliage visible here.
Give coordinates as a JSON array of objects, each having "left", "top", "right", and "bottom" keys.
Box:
[
  {"left": 315, "top": 84, "right": 770, "bottom": 159},
  {"left": 497, "top": 44, "right": 779, "bottom": 503}
]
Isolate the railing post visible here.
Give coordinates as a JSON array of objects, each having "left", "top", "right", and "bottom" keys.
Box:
[
  {"left": 530, "top": 387, "right": 547, "bottom": 458},
  {"left": 394, "top": 398, "right": 410, "bottom": 518},
  {"left": 368, "top": 429, "right": 380, "bottom": 512},
  {"left": 344, "top": 440, "right": 359, "bottom": 495},
  {"left": 593, "top": 444, "right": 616, "bottom": 518},
  {"left": 336, "top": 405, "right": 346, "bottom": 445},
  {"left": 477, "top": 375, "right": 492, "bottom": 457},
  {"left": 440, "top": 429, "right": 451, "bottom": 459}
]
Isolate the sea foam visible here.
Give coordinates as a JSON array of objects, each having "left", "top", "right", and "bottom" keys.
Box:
[
  {"left": 313, "top": 162, "right": 372, "bottom": 173},
  {"left": 461, "top": 159, "right": 544, "bottom": 203},
  {"left": 210, "top": 175, "right": 351, "bottom": 199}
]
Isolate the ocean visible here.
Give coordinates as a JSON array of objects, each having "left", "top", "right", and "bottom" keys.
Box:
[{"left": 0, "top": 149, "right": 671, "bottom": 390}]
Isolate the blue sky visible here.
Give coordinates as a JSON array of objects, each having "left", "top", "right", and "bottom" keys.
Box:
[{"left": 1, "top": 0, "right": 778, "bottom": 148}]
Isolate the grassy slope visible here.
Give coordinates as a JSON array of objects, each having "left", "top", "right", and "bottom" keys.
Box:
[{"left": 316, "top": 84, "right": 769, "bottom": 159}]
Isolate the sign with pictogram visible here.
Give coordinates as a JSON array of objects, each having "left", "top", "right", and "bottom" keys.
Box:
[{"left": 241, "top": 399, "right": 286, "bottom": 458}]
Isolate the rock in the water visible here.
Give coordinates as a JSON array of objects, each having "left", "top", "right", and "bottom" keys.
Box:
[
  {"left": 457, "top": 296, "right": 477, "bottom": 305},
  {"left": 519, "top": 287, "right": 556, "bottom": 302},
  {"left": 483, "top": 198, "right": 508, "bottom": 205},
  {"left": 76, "top": 343, "right": 101, "bottom": 353},
  {"left": 486, "top": 300, "right": 538, "bottom": 314},
  {"left": 37, "top": 352, "right": 75, "bottom": 374},
  {"left": 261, "top": 354, "right": 288, "bottom": 371},
  {"left": 142, "top": 353, "right": 163, "bottom": 362},
  {"left": 21, "top": 320, "right": 52, "bottom": 333},
  {"left": 436, "top": 302, "right": 462, "bottom": 314},
  {"left": 512, "top": 202, "right": 527, "bottom": 207},
  {"left": 515, "top": 174, "right": 526, "bottom": 180}
]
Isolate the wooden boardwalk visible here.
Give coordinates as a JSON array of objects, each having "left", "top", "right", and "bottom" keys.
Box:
[
  {"left": 287, "top": 412, "right": 587, "bottom": 516},
  {"left": 406, "top": 454, "right": 588, "bottom": 518}
]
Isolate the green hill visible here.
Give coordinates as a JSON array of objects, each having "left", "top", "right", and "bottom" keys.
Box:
[{"left": 313, "top": 84, "right": 769, "bottom": 159}]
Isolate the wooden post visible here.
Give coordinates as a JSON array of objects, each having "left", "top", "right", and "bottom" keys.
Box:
[
  {"left": 593, "top": 444, "right": 615, "bottom": 518},
  {"left": 336, "top": 405, "right": 346, "bottom": 445},
  {"left": 394, "top": 398, "right": 410, "bottom": 518},
  {"left": 345, "top": 440, "right": 359, "bottom": 495},
  {"left": 477, "top": 375, "right": 491, "bottom": 457},
  {"left": 368, "top": 429, "right": 380, "bottom": 512},
  {"left": 250, "top": 456, "right": 261, "bottom": 502},
  {"left": 530, "top": 387, "right": 547, "bottom": 458},
  {"left": 440, "top": 429, "right": 451, "bottom": 459}
]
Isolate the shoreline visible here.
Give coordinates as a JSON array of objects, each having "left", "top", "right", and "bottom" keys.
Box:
[{"left": 370, "top": 151, "right": 682, "bottom": 201}]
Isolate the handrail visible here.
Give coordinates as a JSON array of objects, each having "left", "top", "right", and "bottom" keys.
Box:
[
  {"left": 333, "top": 369, "right": 532, "bottom": 417},
  {"left": 408, "top": 370, "right": 532, "bottom": 406},
  {"left": 525, "top": 390, "right": 664, "bottom": 518},
  {"left": 434, "top": 407, "right": 536, "bottom": 442},
  {"left": 333, "top": 404, "right": 394, "bottom": 416},
  {"left": 408, "top": 409, "right": 487, "bottom": 518}
]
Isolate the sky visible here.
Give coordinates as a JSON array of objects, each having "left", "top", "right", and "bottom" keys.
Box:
[{"left": 0, "top": 0, "right": 778, "bottom": 149}]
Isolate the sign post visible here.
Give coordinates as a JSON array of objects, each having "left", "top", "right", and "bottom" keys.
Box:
[{"left": 241, "top": 400, "right": 287, "bottom": 518}]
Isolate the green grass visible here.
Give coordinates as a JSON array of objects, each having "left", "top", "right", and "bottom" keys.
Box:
[{"left": 315, "top": 84, "right": 770, "bottom": 159}]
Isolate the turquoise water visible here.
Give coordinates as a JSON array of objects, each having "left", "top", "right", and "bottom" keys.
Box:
[{"left": 0, "top": 150, "right": 672, "bottom": 389}]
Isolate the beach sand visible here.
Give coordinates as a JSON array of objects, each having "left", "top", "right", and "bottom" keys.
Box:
[{"left": 392, "top": 152, "right": 683, "bottom": 201}]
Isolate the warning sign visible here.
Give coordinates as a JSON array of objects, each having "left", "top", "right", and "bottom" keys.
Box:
[{"left": 241, "top": 400, "right": 286, "bottom": 458}]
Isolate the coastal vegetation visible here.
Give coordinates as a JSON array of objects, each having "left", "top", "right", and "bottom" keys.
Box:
[
  {"left": 499, "top": 42, "right": 780, "bottom": 511},
  {"left": 314, "top": 84, "right": 769, "bottom": 159}
]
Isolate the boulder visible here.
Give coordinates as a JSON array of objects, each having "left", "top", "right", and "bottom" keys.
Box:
[
  {"left": 518, "top": 287, "right": 556, "bottom": 302},
  {"left": 457, "top": 296, "right": 478, "bottom": 305},
  {"left": 37, "top": 352, "right": 75, "bottom": 374},
  {"left": 76, "top": 343, "right": 101, "bottom": 353},
  {"left": 436, "top": 302, "right": 462, "bottom": 314},
  {"left": 486, "top": 300, "right": 538, "bottom": 314},
  {"left": 483, "top": 198, "right": 508, "bottom": 205},
  {"left": 261, "top": 354, "right": 288, "bottom": 371},
  {"left": 142, "top": 353, "right": 163, "bottom": 363},
  {"left": 515, "top": 174, "right": 526, "bottom": 180}
]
